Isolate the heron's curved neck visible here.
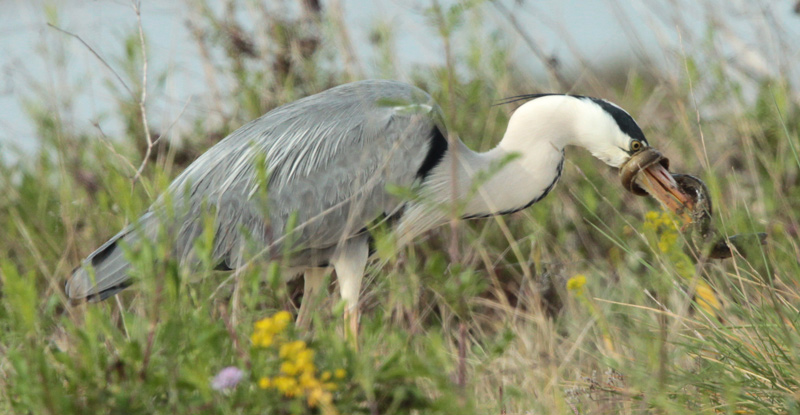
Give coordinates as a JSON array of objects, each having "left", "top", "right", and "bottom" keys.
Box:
[
  {"left": 397, "top": 96, "right": 614, "bottom": 241},
  {"left": 443, "top": 138, "right": 565, "bottom": 218},
  {"left": 396, "top": 136, "right": 565, "bottom": 243},
  {"left": 442, "top": 95, "right": 622, "bottom": 217}
]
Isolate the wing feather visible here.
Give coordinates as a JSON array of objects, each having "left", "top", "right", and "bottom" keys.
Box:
[
  {"left": 68, "top": 80, "right": 448, "bottom": 300},
  {"left": 164, "top": 80, "right": 446, "bottom": 267}
]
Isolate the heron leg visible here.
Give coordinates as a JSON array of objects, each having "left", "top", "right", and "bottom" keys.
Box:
[
  {"left": 296, "top": 267, "right": 329, "bottom": 330},
  {"left": 332, "top": 236, "right": 369, "bottom": 344}
]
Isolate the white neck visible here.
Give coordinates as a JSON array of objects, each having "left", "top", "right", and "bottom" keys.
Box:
[
  {"left": 397, "top": 95, "right": 623, "bottom": 242},
  {"left": 429, "top": 141, "right": 564, "bottom": 218}
]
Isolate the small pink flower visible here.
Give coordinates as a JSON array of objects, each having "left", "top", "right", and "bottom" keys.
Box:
[{"left": 211, "top": 366, "right": 244, "bottom": 391}]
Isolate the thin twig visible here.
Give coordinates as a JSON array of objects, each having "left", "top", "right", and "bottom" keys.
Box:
[
  {"left": 130, "top": 0, "right": 154, "bottom": 186},
  {"left": 115, "top": 296, "right": 130, "bottom": 339},
  {"left": 491, "top": 0, "right": 567, "bottom": 90},
  {"left": 185, "top": 19, "right": 225, "bottom": 117},
  {"left": 457, "top": 321, "right": 467, "bottom": 388},
  {"left": 219, "top": 304, "right": 247, "bottom": 363},
  {"left": 46, "top": 23, "right": 134, "bottom": 99},
  {"left": 139, "top": 321, "right": 158, "bottom": 380},
  {"left": 153, "top": 96, "right": 193, "bottom": 149},
  {"left": 677, "top": 30, "right": 710, "bottom": 171},
  {"left": 430, "top": 0, "right": 461, "bottom": 264},
  {"left": 140, "top": 281, "right": 163, "bottom": 380},
  {"left": 329, "top": 0, "right": 362, "bottom": 80},
  {"left": 92, "top": 122, "right": 138, "bottom": 175}
]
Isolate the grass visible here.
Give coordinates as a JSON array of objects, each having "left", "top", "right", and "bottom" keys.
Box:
[{"left": 2, "top": 1, "right": 800, "bottom": 414}]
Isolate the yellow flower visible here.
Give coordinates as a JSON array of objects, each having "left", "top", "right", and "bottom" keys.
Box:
[
  {"left": 281, "top": 362, "right": 299, "bottom": 376},
  {"left": 255, "top": 318, "right": 273, "bottom": 331},
  {"left": 273, "top": 376, "right": 298, "bottom": 395},
  {"left": 294, "top": 349, "right": 314, "bottom": 368},
  {"left": 658, "top": 232, "right": 677, "bottom": 253},
  {"left": 566, "top": 275, "right": 587, "bottom": 292},
  {"left": 251, "top": 332, "right": 274, "bottom": 347},
  {"left": 602, "top": 334, "right": 616, "bottom": 354},
  {"left": 258, "top": 377, "right": 271, "bottom": 389},
  {"left": 252, "top": 311, "right": 296, "bottom": 347},
  {"left": 280, "top": 340, "right": 306, "bottom": 358},
  {"left": 307, "top": 387, "right": 335, "bottom": 408},
  {"left": 644, "top": 210, "right": 681, "bottom": 234},
  {"left": 252, "top": 312, "right": 344, "bottom": 412},
  {"left": 643, "top": 211, "right": 660, "bottom": 231},
  {"left": 272, "top": 311, "right": 292, "bottom": 331},
  {"left": 299, "top": 373, "right": 320, "bottom": 388},
  {"left": 695, "top": 281, "right": 722, "bottom": 316},
  {"left": 307, "top": 388, "right": 325, "bottom": 406}
]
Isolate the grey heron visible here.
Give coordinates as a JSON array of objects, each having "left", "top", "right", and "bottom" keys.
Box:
[{"left": 66, "top": 80, "right": 690, "bottom": 335}]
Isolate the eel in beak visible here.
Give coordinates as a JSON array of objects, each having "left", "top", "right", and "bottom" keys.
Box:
[
  {"left": 621, "top": 150, "right": 767, "bottom": 259},
  {"left": 620, "top": 148, "right": 695, "bottom": 223}
]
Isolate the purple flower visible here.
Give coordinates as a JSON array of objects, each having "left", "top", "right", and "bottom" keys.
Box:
[{"left": 211, "top": 366, "right": 244, "bottom": 391}]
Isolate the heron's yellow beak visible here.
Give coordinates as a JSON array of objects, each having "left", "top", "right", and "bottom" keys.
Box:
[{"left": 620, "top": 148, "right": 694, "bottom": 222}]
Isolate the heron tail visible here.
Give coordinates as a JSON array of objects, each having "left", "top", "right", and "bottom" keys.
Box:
[{"left": 66, "top": 212, "right": 154, "bottom": 302}]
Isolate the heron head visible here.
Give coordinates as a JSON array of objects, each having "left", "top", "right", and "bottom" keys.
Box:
[
  {"left": 577, "top": 97, "right": 694, "bottom": 215},
  {"left": 503, "top": 95, "right": 648, "bottom": 168},
  {"left": 503, "top": 95, "right": 693, "bottom": 214},
  {"left": 569, "top": 97, "right": 651, "bottom": 168}
]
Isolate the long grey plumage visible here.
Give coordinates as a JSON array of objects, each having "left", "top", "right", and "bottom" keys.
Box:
[{"left": 66, "top": 80, "right": 447, "bottom": 301}]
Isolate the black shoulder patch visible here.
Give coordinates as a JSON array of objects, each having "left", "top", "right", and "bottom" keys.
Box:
[
  {"left": 416, "top": 126, "right": 448, "bottom": 181},
  {"left": 586, "top": 98, "right": 647, "bottom": 144}
]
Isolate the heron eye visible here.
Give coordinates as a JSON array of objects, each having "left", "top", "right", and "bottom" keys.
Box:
[{"left": 630, "top": 140, "right": 643, "bottom": 152}]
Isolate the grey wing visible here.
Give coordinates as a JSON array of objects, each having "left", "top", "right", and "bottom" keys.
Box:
[{"left": 167, "top": 80, "right": 448, "bottom": 268}]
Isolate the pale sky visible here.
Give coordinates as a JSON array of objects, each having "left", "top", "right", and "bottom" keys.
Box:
[{"left": 1, "top": 0, "right": 797, "bottom": 161}]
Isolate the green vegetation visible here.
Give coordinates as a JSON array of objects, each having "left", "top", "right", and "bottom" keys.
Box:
[{"left": 2, "top": 1, "right": 799, "bottom": 414}]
